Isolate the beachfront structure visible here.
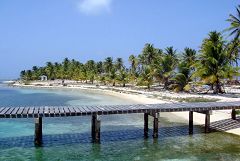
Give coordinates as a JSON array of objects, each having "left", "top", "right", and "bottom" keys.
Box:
[
  {"left": 0, "top": 101, "right": 239, "bottom": 146},
  {"left": 40, "top": 75, "right": 47, "bottom": 81}
]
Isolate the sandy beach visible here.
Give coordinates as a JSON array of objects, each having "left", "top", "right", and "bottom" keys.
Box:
[{"left": 10, "top": 80, "right": 240, "bottom": 136}]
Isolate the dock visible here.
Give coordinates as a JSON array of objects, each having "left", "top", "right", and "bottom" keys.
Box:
[{"left": 0, "top": 101, "right": 240, "bottom": 146}]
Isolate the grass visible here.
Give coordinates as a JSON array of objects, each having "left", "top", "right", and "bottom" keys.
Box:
[
  {"left": 160, "top": 96, "right": 220, "bottom": 102},
  {"left": 236, "top": 110, "right": 240, "bottom": 115}
]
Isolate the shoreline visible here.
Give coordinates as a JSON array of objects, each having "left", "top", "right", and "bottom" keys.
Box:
[{"left": 8, "top": 82, "right": 240, "bottom": 136}]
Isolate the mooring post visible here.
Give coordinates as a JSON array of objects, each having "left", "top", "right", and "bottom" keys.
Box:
[
  {"left": 92, "top": 114, "right": 101, "bottom": 143},
  {"left": 153, "top": 113, "right": 159, "bottom": 138},
  {"left": 189, "top": 111, "right": 193, "bottom": 135},
  {"left": 205, "top": 111, "right": 210, "bottom": 133},
  {"left": 34, "top": 117, "right": 42, "bottom": 146},
  {"left": 232, "top": 109, "right": 236, "bottom": 120},
  {"left": 144, "top": 113, "right": 149, "bottom": 138}
]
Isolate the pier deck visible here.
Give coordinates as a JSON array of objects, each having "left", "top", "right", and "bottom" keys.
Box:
[
  {"left": 0, "top": 101, "right": 239, "bottom": 145},
  {"left": 0, "top": 101, "right": 240, "bottom": 118}
]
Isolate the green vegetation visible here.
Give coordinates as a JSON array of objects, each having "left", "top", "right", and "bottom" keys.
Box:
[
  {"left": 236, "top": 110, "right": 240, "bottom": 115},
  {"left": 159, "top": 96, "right": 220, "bottom": 102},
  {"left": 20, "top": 5, "right": 240, "bottom": 94}
]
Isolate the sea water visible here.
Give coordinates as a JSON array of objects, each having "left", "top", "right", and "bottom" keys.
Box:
[{"left": 0, "top": 85, "right": 239, "bottom": 161}]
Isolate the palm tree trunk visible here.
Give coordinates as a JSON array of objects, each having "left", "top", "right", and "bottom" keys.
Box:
[{"left": 214, "top": 78, "right": 224, "bottom": 94}]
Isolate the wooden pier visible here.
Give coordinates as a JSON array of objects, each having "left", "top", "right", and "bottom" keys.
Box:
[{"left": 0, "top": 101, "right": 239, "bottom": 146}]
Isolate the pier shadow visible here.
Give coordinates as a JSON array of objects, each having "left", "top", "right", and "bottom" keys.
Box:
[
  {"left": 209, "top": 116, "right": 240, "bottom": 132},
  {"left": 0, "top": 125, "right": 205, "bottom": 149},
  {"left": 1, "top": 117, "right": 240, "bottom": 149}
]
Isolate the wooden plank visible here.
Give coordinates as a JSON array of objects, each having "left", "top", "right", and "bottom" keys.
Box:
[
  {"left": 22, "top": 107, "right": 30, "bottom": 118},
  {"left": 44, "top": 106, "right": 50, "bottom": 117},
  {"left": 5, "top": 107, "right": 15, "bottom": 118},
  {"left": 73, "top": 107, "right": 82, "bottom": 116},
  {"left": 0, "top": 107, "right": 5, "bottom": 113},
  {"left": 0, "top": 107, "right": 10, "bottom": 116},
  {"left": 68, "top": 106, "right": 76, "bottom": 116},
  {"left": 59, "top": 107, "right": 65, "bottom": 116},
  {"left": 33, "top": 107, "right": 39, "bottom": 118},
  {"left": 10, "top": 107, "right": 20, "bottom": 118},
  {"left": 49, "top": 107, "right": 55, "bottom": 117},
  {"left": 38, "top": 107, "right": 44, "bottom": 117},
  {"left": 54, "top": 107, "right": 60, "bottom": 117},
  {"left": 78, "top": 106, "right": 87, "bottom": 115},
  {"left": 89, "top": 106, "right": 100, "bottom": 114},
  {"left": 28, "top": 107, "right": 34, "bottom": 118},
  {"left": 17, "top": 107, "right": 25, "bottom": 118},
  {"left": 63, "top": 107, "right": 71, "bottom": 116},
  {"left": 85, "top": 106, "right": 94, "bottom": 115}
]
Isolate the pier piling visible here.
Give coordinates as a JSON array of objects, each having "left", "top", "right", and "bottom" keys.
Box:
[
  {"left": 144, "top": 113, "right": 149, "bottom": 138},
  {"left": 205, "top": 111, "right": 210, "bottom": 133},
  {"left": 34, "top": 117, "right": 42, "bottom": 146},
  {"left": 92, "top": 114, "right": 101, "bottom": 143},
  {"left": 189, "top": 111, "right": 193, "bottom": 135},
  {"left": 153, "top": 113, "right": 159, "bottom": 138},
  {"left": 232, "top": 109, "right": 236, "bottom": 120}
]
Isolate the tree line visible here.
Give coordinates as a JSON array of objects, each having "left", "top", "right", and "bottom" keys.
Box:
[{"left": 20, "top": 5, "right": 240, "bottom": 94}]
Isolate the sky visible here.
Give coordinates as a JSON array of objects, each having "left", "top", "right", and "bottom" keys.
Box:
[{"left": 0, "top": 0, "right": 239, "bottom": 79}]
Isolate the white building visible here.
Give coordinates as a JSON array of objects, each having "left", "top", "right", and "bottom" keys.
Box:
[{"left": 40, "top": 75, "right": 48, "bottom": 81}]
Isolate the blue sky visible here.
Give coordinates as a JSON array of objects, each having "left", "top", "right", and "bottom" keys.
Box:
[{"left": 0, "top": 0, "right": 239, "bottom": 79}]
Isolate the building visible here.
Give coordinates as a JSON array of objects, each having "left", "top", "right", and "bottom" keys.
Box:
[{"left": 40, "top": 75, "right": 48, "bottom": 81}]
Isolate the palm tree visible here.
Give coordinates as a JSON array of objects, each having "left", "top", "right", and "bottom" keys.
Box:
[
  {"left": 128, "top": 55, "right": 138, "bottom": 74},
  {"left": 20, "top": 70, "right": 26, "bottom": 80},
  {"left": 182, "top": 48, "right": 196, "bottom": 68},
  {"left": 172, "top": 48, "right": 197, "bottom": 91},
  {"left": 154, "top": 47, "right": 178, "bottom": 89},
  {"left": 193, "top": 31, "right": 237, "bottom": 94},
  {"left": 109, "top": 68, "right": 117, "bottom": 86},
  {"left": 117, "top": 68, "right": 128, "bottom": 87},
  {"left": 25, "top": 70, "right": 33, "bottom": 81},
  {"left": 138, "top": 66, "right": 154, "bottom": 89},
  {"left": 85, "top": 60, "right": 96, "bottom": 84},
  {"left": 45, "top": 62, "right": 54, "bottom": 80},
  {"left": 226, "top": 5, "right": 240, "bottom": 41},
  {"left": 115, "top": 58, "right": 124, "bottom": 70},
  {"left": 140, "top": 43, "right": 156, "bottom": 65},
  {"left": 104, "top": 57, "right": 113, "bottom": 74},
  {"left": 165, "top": 47, "right": 178, "bottom": 62},
  {"left": 128, "top": 54, "right": 138, "bottom": 84},
  {"left": 31, "top": 66, "right": 39, "bottom": 80},
  {"left": 96, "top": 61, "right": 104, "bottom": 75},
  {"left": 225, "top": 5, "right": 240, "bottom": 65},
  {"left": 172, "top": 61, "right": 191, "bottom": 92},
  {"left": 62, "top": 58, "right": 70, "bottom": 79}
]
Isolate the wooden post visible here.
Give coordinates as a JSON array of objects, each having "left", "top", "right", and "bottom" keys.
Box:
[
  {"left": 205, "top": 111, "right": 210, "bottom": 133},
  {"left": 232, "top": 109, "right": 236, "bottom": 120},
  {"left": 189, "top": 111, "right": 193, "bottom": 135},
  {"left": 153, "top": 113, "right": 159, "bottom": 138},
  {"left": 144, "top": 113, "right": 149, "bottom": 138},
  {"left": 92, "top": 114, "right": 101, "bottom": 143},
  {"left": 34, "top": 117, "right": 42, "bottom": 146}
]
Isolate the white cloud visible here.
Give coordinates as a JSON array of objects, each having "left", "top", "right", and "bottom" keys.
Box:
[{"left": 78, "top": 0, "right": 112, "bottom": 15}]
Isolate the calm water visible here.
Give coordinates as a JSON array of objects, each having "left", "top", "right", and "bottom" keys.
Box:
[{"left": 0, "top": 84, "right": 240, "bottom": 161}]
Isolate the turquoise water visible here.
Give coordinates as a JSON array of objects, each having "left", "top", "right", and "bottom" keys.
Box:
[{"left": 0, "top": 85, "right": 240, "bottom": 161}]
